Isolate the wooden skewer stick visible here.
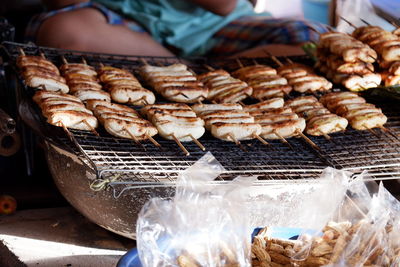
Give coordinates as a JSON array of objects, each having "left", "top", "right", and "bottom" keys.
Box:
[
  {"left": 263, "top": 49, "right": 284, "bottom": 67},
  {"left": 273, "top": 131, "right": 294, "bottom": 150},
  {"left": 253, "top": 134, "right": 271, "bottom": 147},
  {"left": 227, "top": 133, "right": 247, "bottom": 151},
  {"left": 252, "top": 59, "right": 259, "bottom": 65},
  {"left": 171, "top": 134, "right": 190, "bottom": 156},
  {"left": 99, "top": 62, "right": 105, "bottom": 68},
  {"left": 61, "top": 55, "right": 68, "bottom": 65},
  {"left": 339, "top": 16, "right": 357, "bottom": 29},
  {"left": 379, "top": 126, "right": 399, "bottom": 139},
  {"left": 360, "top": 18, "right": 371, "bottom": 26},
  {"left": 82, "top": 120, "right": 99, "bottom": 136},
  {"left": 363, "top": 125, "right": 380, "bottom": 137},
  {"left": 336, "top": 124, "right": 346, "bottom": 132},
  {"left": 140, "top": 58, "right": 149, "bottom": 66},
  {"left": 204, "top": 64, "right": 215, "bottom": 71},
  {"left": 57, "top": 121, "right": 75, "bottom": 142},
  {"left": 197, "top": 99, "right": 203, "bottom": 105},
  {"left": 39, "top": 52, "right": 46, "bottom": 59},
  {"left": 238, "top": 101, "right": 245, "bottom": 106},
  {"left": 189, "top": 134, "right": 206, "bottom": 151},
  {"left": 125, "top": 127, "right": 146, "bottom": 150},
  {"left": 390, "top": 20, "right": 400, "bottom": 28},
  {"left": 319, "top": 131, "right": 331, "bottom": 140},
  {"left": 285, "top": 57, "right": 294, "bottom": 65},
  {"left": 296, "top": 129, "right": 320, "bottom": 151},
  {"left": 236, "top": 58, "right": 244, "bottom": 68},
  {"left": 81, "top": 57, "right": 88, "bottom": 65},
  {"left": 146, "top": 134, "right": 162, "bottom": 148},
  {"left": 169, "top": 91, "right": 190, "bottom": 99},
  {"left": 18, "top": 48, "right": 26, "bottom": 56}
]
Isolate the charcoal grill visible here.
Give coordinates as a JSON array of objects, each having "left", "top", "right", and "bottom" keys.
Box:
[{"left": 3, "top": 41, "right": 400, "bottom": 239}]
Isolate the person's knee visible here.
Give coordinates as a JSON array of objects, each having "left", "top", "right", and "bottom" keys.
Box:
[{"left": 36, "top": 11, "right": 93, "bottom": 50}]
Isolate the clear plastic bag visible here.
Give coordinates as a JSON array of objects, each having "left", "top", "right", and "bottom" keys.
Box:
[
  {"left": 293, "top": 172, "right": 400, "bottom": 266},
  {"left": 251, "top": 170, "right": 400, "bottom": 267},
  {"left": 136, "top": 152, "right": 255, "bottom": 267},
  {"left": 248, "top": 167, "right": 350, "bottom": 232}
]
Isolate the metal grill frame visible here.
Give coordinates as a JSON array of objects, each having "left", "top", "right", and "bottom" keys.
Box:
[{"left": 3, "top": 41, "right": 400, "bottom": 194}]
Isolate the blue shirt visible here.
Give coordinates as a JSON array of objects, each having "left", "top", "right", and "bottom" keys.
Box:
[{"left": 93, "top": 0, "right": 260, "bottom": 56}]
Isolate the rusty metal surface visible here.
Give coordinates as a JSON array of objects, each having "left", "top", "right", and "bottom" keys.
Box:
[{"left": 45, "top": 142, "right": 174, "bottom": 239}]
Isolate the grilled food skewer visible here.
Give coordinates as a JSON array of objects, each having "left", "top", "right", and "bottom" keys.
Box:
[
  {"left": 140, "top": 59, "right": 207, "bottom": 103},
  {"left": 17, "top": 49, "right": 70, "bottom": 93},
  {"left": 141, "top": 103, "right": 205, "bottom": 154},
  {"left": 41, "top": 84, "right": 99, "bottom": 135}
]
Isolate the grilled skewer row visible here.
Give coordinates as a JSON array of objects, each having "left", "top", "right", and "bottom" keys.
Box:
[
  {"left": 191, "top": 103, "right": 261, "bottom": 141},
  {"left": 17, "top": 55, "right": 69, "bottom": 93},
  {"left": 318, "top": 32, "right": 377, "bottom": 63},
  {"left": 352, "top": 26, "right": 400, "bottom": 86},
  {"left": 141, "top": 103, "right": 205, "bottom": 141},
  {"left": 60, "top": 62, "right": 111, "bottom": 102},
  {"left": 319, "top": 92, "right": 387, "bottom": 130},
  {"left": 86, "top": 100, "right": 157, "bottom": 140},
  {"left": 231, "top": 65, "right": 292, "bottom": 100},
  {"left": 277, "top": 63, "right": 332, "bottom": 93},
  {"left": 32, "top": 90, "right": 98, "bottom": 130},
  {"left": 60, "top": 63, "right": 98, "bottom": 77},
  {"left": 197, "top": 69, "right": 252, "bottom": 103},
  {"left": 286, "top": 96, "right": 348, "bottom": 136},
  {"left": 243, "top": 99, "right": 305, "bottom": 139},
  {"left": 98, "top": 66, "right": 155, "bottom": 105},
  {"left": 316, "top": 49, "right": 380, "bottom": 91},
  {"left": 352, "top": 26, "right": 400, "bottom": 62},
  {"left": 140, "top": 64, "right": 207, "bottom": 103}
]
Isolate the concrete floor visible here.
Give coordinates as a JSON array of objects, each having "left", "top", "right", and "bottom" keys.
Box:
[{"left": 0, "top": 207, "right": 135, "bottom": 267}]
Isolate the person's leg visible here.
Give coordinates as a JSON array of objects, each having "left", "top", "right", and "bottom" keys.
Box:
[
  {"left": 36, "top": 7, "right": 174, "bottom": 56},
  {"left": 208, "top": 17, "right": 331, "bottom": 56}
]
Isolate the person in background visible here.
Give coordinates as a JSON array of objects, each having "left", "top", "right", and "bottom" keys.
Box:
[{"left": 26, "top": 0, "right": 330, "bottom": 58}]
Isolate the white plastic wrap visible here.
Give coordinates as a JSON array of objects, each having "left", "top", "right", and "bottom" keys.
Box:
[
  {"left": 136, "top": 152, "right": 255, "bottom": 267},
  {"left": 248, "top": 167, "right": 350, "bottom": 231},
  {"left": 293, "top": 172, "right": 400, "bottom": 266}
]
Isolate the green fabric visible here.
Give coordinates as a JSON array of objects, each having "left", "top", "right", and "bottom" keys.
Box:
[{"left": 93, "top": 0, "right": 260, "bottom": 56}]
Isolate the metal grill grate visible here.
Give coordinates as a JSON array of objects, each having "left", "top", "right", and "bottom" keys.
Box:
[{"left": 3, "top": 41, "right": 400, "bottom": 190}]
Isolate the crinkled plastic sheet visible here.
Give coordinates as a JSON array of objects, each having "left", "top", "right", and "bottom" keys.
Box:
[
  {"left": 248, "top": 167, "right": 350, "bottom": 231},
  {"left": 136, "top": 152, "right": 255, "bottom": 267},
  {"left": 294, "top": 172, "right": 400, "bottom": 266},
  {"left": 136, "top": 152, "right": 400, "bottom": 267}
]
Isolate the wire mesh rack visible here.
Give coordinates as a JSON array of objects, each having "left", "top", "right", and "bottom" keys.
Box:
[{"left": 3, "top": 41, "right": 400, "bottom": 193}]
